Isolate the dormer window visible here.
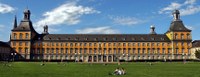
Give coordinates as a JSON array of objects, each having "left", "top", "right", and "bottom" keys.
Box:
[
  {"left": 141, "top": 37, "right": 144, "bottom": 40},
  {"left": 75, "top": 37, "right": 79, "bottom": 40},
  {"left": 161, "top": 38, "right": 165, "bottom": 40},
  {"left": 132, "top": 38, "right": 135, "bottom": 40},
  {"left": 94, "top": 38, "right": 98, "bottom": 41},
  {"left": 122, "top": 38, "right": 126, "bottom": 40},
  {"left": 151, "top": 38, "right": 155, "bottom": 40},
  {"left": 113, "top": 38, "right": 117, "bottom": 40},
  {"left": 22, "top": 27, "right": 25, "bottom": 30},
  {"left": 103, "top": 38, "right": 107, "bottom": 41},
  {"left": 85, "top": 38, "right": 88, "bottom": 40}
]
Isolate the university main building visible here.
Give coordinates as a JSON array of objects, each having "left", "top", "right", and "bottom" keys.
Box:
[{"left": 10, "top": 9, "right": 193, "bottom": 62}]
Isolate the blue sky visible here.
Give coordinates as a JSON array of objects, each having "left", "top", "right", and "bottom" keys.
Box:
[{"left": 0, "top": 0, "right": 200, "bottom": 42}]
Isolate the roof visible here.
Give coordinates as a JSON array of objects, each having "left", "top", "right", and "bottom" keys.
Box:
[
  {"left": 192, "top": 40, "right": 200, "bottom": 48},
  {"left": 0, "top": 41, "right": 11, "bottom": 47},
  {"left": 35, "top": 34, "right": 171, "bottom": 42},
  {"left": 167, "top": 20, "right": 191, "bottom": 32},
  {"left": 12, "top": 20, "right": 38, "bottom": 34}
]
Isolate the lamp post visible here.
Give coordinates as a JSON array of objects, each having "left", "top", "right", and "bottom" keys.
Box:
[{"left": 11, "top": 52, "right": 17, "bottom": 61}]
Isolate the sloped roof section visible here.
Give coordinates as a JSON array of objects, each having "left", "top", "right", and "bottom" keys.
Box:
[
  {"left": 168, "top": 21, "right": 191, "bottom": 32},
  {"left": 12, "top": 20, "right": 36, "bottom": 32},
  {"left": 192, "top": 40, "right": 200, "bottom": 48},
  {"left": 35, "top": 34, "right": 170, "bottom": 42}
]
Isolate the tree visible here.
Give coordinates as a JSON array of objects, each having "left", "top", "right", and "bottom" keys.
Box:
[{"left": 195, "top": 49, "right": 200, "bottom": 59}]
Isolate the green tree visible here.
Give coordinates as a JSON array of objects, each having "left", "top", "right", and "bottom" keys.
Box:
[{"left": 195, "top": 49, "right": 200, "bottom": 59}]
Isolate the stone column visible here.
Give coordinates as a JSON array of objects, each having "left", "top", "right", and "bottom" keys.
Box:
[
  {"left": 106, "top": 55, "right": 108, "bottom": 62},
  {"left": 92, "top": 55, "right": 94, "bottom": 62}
]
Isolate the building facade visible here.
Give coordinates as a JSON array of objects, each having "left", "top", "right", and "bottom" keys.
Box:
[
  {"left": 191, "top": 40, "right": 200, "bottom": 59},
  {"left": 10, "top": 9, "right": 193, "bottom": 62}
]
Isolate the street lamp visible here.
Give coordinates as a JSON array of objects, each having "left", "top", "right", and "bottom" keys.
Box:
[{"left": 11, "top": 52, "right": 17, "bottom": 61}]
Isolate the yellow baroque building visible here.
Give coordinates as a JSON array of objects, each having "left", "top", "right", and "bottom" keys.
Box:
[{"left": 10, "top": 9, "right": 192, "bottom": 62}]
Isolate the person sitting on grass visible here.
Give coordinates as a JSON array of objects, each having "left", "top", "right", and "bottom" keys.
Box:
[
  {"left": 121, "top": 68, "right": 126, "bottom": 75},
  {"left": 114, "top": 67, "right": 120, "bottom": 75}
]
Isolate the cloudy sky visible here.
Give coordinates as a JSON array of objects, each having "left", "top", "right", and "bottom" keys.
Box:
[{"left": 0, "top": 0, "right": 200, "bottom": 41}]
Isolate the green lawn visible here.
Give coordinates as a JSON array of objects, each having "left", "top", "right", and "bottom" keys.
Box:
[{"left": 0, "top": 62, "right": 200, "bottom": 77}]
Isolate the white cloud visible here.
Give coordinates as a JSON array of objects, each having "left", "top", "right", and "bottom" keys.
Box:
[
  {"left": 159, "top": 2, "right": 182, "bottom": 14},
  {"left": 184, "top": 0, "right": 196, "bottom": 5},
  {"left": 110, "top": 16, "right": 143, "bottom": 26},
  {"left": 186, "top": 25, "right": 194, "bottom": 30},
  {"left": 159, "top": 0, "right": 200, "bottom": 16},
  {"left": 0, "top": 3, "right": 15, "bottom": 14},
  {"left": 35, "top": 1, "right": 100, "bottom": 33},
  {"left": 76, "top": 26, "right": 120, "bottom": 34}
]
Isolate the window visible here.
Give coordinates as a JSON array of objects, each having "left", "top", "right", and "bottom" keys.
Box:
[
  {"left": 142, "top": 43, "right": 145, "bottom": 46},
  {"left": 47, "top": 48, "right": 50, "bottom": 54},
  {"left": 103, "top": 38, "right": 107, "bottom": 41},
  {"left": 181, "top": 42, "right": 184, "bottom": 46},
  {"left": 182, "top": 49, "right": 184, "bottom": 54},
  {"left": 65, "top": 43, "right": 68, "bottom": 46},
  {"left": 142, "top": 48, "right": 145, "bottom": 54},
  {"left": 56, "top": 43, "right": 59, "bottom": 46},
  {"left": 19, "top": 33, "right": 23, "bottom": 39},
  {"left": 13, "top": 42, "right": 16, "bottom": 46},
  {"left": 168, "top": 48, "right": 171, "bottom": 54},
  {"left": 157, "top": 43, "right": 159, "bottom": 46},
  {"left": 181, "top": 34, "right": 184, "bottom": 39},
  {"left": 19, "top": 42, "right": 22, "bottom": 46},
  {"left": 25, "top": 42, "right": 29, "bottom": 46},
  {"left": 13, "top": 33, "right": 17, "bottom": 39},
  {"left": 176, "top": 43, "right": 178, "bottom": 46},
  {"left": 25, "top": 33, "right": 29, "bottom": 39},
  {"left": 163, "top": 48, "right": 165, "bottom": 54},
  {"left": 148, "top": 48, "right": 150, "bottom": 54},
  {"left": 138, "top": 48, "right": 140, "bottom": 54},
  {"left": 25, "top": 48, "right": 28, "bottom": 54},
  {"left": 147, "top": 43, "right": 149, "bottom": 46},
  {"left": 113, "top": 38, "right": 117, "bottom": 40},
  {"left": 65, "top": 48, "right": 68, "bottom": 54},
  {"left": 162, "top": 43, "right": 164, "bottom": 46},
  {"left": 133, "top": 48, "right": 136, "bottom": 54},
  {"left": 132, "top": 43, "right": 135, "bottom": 46},
  {"left": 175, "top": 48, "right": 178, "bottom": 54},
  {"left": 18, "top": 48, "right": 22, "bottom": 53},
  {"left": 61, "top": 48, "right": 64, "bottom": 54},
  {"left": 122, "top": 38, "right": 126, "bottom": 40},
  {"left": 151, "top": 38, "right": 155, "bottom": 40},
  {"left": 175, "top": 34, "right": 178, "bottom": 39},
  {"left": 123, "top": 43, "right": 126, "bottom": 46},
  {"left": 123, "top": 49, "right": 126, "bottom": 54},
  {"left": 187, "top": 34, "right": 190, "bottom": 39}
]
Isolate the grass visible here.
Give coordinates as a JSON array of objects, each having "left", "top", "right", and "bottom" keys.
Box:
[{"left": 0, "top": 62, "right": 200, "bottom": 77}]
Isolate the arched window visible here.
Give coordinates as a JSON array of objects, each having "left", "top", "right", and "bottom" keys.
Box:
[
  {"left": 25, "top": 33, "right": 29, "bottom": 39},
  {"left": 19, "top": 33, "right": 23, "bottom": 39},
  {"left": 18, "top": 48, "right": 22, "bottom": 53},
  {"left": 13, "top": 33, "right": 17, "bottom": 39},
  {"left": 181, "top": 34, "right": 184, "bottom": 39},
  {"left": 175, "top": 33, "right": 178, "bottom": 39},
  {"left": 187, "top": 33, "right": 190, "bottom": 39},
  {"left": 25, "top": 48, "right": 28, "bottom": 54}
]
